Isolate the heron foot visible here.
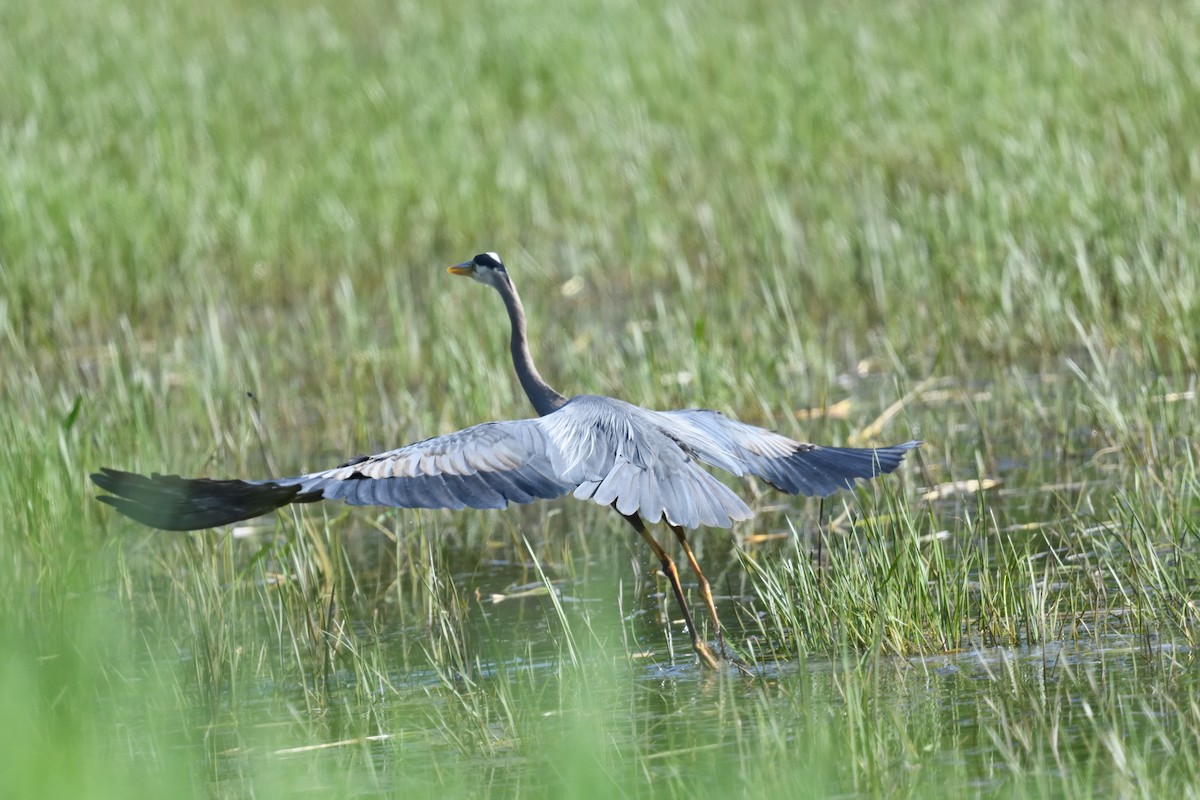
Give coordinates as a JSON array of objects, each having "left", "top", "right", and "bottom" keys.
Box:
[
  {"left": 693, "top": 640, "right": 723, "bottom": 670},
  {"left": 693, "top": 638, "right": 753, "bottom": 675}
]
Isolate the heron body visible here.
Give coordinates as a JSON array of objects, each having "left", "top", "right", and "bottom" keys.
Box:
[{"left": 92, "top": 251, "right": 919, "bottom": 669}]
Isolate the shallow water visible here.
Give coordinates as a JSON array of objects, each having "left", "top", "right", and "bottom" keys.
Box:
[
  {"left": 157, "top": 528, "right": 1195, "bottom": 798},
  {"left": 120, "top": 373, "right": 1200, "bottom": 796}
]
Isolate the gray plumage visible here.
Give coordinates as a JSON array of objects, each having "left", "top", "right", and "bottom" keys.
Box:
[{"left": 92, "top": 251, "right": 918, "bottom": 534}]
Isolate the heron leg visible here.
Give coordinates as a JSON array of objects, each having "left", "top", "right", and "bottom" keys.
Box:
[
  {"left": 669, "top": 524, "right": 725, "bottom": 657},
  {"left": 619, "top": 511, "right": 721, "bottom": 669}
]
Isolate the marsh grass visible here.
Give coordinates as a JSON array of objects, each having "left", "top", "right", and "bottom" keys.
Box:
[{"left": 4, "top": 0, "right": 1200, "bottom": 796}]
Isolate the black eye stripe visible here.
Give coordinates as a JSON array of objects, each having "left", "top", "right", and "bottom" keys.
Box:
[{"left": 474, "top": 252, "right": 505, "bottom": 270}]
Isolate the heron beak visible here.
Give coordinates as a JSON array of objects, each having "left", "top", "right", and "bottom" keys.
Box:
[{"left": 447, "top": 262, "right": 474, "bottom": 276}]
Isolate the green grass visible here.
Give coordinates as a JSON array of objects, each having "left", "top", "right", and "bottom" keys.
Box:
[{"left": 3, "top": 0, "right": 1200, "bottom": 796}]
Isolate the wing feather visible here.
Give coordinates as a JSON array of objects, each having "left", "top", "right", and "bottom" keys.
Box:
[
  {"left": 92, "top": 418, "right": 576, "bottom": 530},
  {"left": 543, "top": 396, "right": 755, "bottom": 529},
  {"left": 655, "top": 408, "right": 917, "bottom": 498},
  {"left": 93, "top": 396, "right": 914, "bottom": 534},
  {"left": 302, "top": 419, "right": 573, "bottom": 511}
]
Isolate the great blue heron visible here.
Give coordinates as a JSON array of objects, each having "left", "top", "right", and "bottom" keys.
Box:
[{"left": 91, "top": 251, "right": 919, "bottom": 668}]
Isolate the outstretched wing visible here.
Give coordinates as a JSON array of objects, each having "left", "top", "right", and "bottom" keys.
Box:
[
  {"left": 537, "top": 396, "right": 754, "bottom": 529},
  {"left": 295, "top": 419, "right": 572, "bottom": 509},
  {"left": 655, "top": 408, "right": 919, "bottom": 497},
  {"left": 92, "top": 400, "right": 917, "bottom": 533},
  {"left": 91, "top": 419, "right": 575, "bottom": 531}
]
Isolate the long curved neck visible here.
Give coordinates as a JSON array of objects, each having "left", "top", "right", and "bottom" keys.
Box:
[{"left": 496, "top": 277, "right": 567, "bottom": 416}]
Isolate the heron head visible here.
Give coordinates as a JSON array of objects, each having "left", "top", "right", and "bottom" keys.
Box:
[{"left": 448, "top": 251, "right": 507, "bottom": 288}]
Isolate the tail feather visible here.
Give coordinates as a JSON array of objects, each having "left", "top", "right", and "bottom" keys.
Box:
[{"left": 90, "top": 468, "right": 321, "bottom": 531}]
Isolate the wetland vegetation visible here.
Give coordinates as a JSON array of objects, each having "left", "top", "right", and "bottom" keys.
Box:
[{"left": 2, "top": 0, "right": 1199, "bottom": 796}]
